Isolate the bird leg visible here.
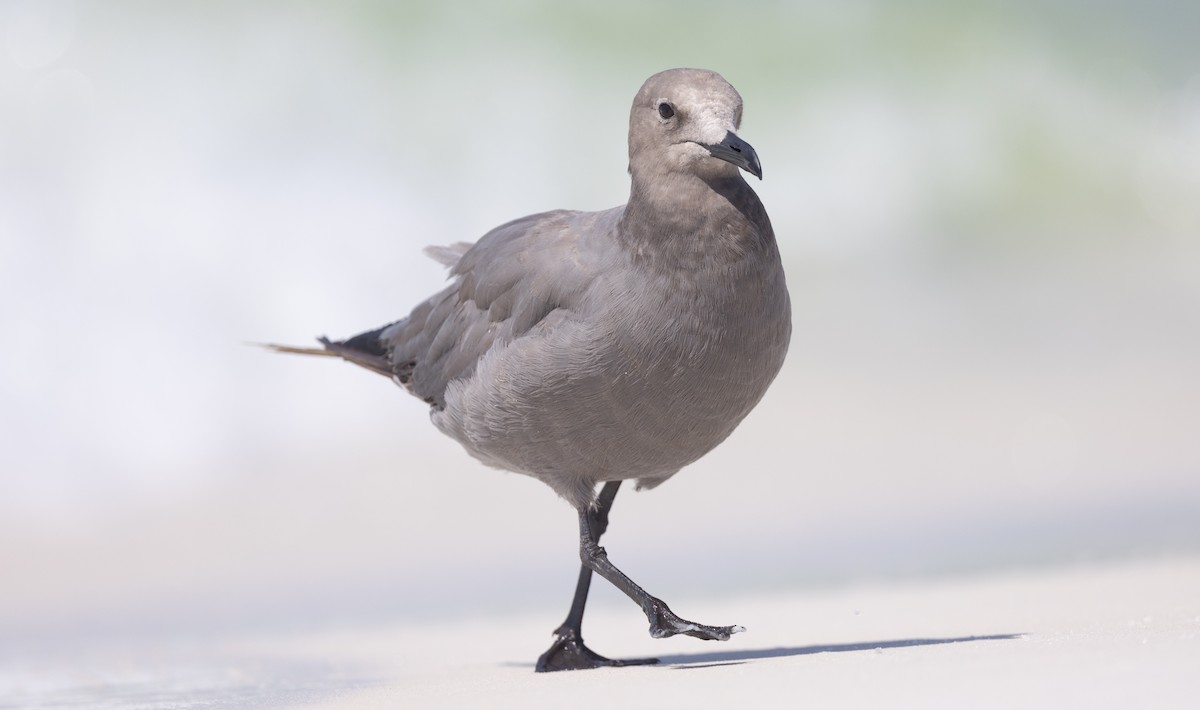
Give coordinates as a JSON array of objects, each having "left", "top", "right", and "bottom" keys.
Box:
[
  {"left": 577, "top": 494, "right": 744, "bottom": 644},
  {"left": 535, "top": 482, "right": 658, "bottom": 672}
]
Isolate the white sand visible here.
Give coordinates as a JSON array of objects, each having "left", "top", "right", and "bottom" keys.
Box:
[{"left": 6, "top": 556, "right": 1197, "bottom": 709}]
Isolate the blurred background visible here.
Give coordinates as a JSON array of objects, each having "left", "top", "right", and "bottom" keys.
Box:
[{"left": 2, "top": 0, "right": 1198, "bottom": 647}]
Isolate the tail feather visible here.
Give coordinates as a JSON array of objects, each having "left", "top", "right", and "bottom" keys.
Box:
[
  {"left": 258, "top": 334, "right": 396, "bottom": 379},
  {"left": 259, "top": 343, "right": 339, "bottom": 357}
]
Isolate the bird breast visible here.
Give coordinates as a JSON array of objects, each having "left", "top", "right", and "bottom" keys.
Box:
[{"left": 434, "top": 247, "right": 790, "bottom": 496}]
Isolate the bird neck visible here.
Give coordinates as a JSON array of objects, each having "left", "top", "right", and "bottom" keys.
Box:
[{"left": 618, "top": 171, "right": 773, "bottom": 267}]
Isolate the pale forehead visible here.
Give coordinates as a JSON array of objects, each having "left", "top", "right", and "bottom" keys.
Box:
[
  {"left": 663, "top": 81, "right": 742, "bottom": 118},
  {"left": 638, "top": 68, "right": 743, "bottom": 115}
]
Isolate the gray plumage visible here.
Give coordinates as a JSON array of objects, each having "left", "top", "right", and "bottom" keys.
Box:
[{"left": 269, "top": 68, "right": 791, "bottom": 670}]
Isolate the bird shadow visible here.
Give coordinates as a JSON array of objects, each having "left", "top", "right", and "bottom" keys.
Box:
[
  {"left": 505, "top": 633, "right": 1023, "bottom": 671},
  {"left": 655, "top": 633, "right": 1023, "bottom": 667}
]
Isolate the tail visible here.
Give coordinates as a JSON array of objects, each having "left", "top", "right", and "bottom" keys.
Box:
[
  {"left": 259, "top": 342, "right": 339, "bottom": 357},
  {"left": 258, "top": 328, "right": 396, "bottom": 379}
]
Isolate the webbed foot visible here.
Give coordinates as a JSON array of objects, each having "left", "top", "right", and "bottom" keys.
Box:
[
  {"left": 535, "top": 628, "right": 659, "bottom": 672},
  {"left": 643, "top": 596, "right": 745, "bottom": 641}
]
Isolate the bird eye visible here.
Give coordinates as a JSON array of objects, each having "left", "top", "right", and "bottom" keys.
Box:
[{"left": 657, "top": 102, "right": 675, "bottom": 119}]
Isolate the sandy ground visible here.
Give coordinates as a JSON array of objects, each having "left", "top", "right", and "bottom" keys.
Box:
[{"left": 3, "top": 555, "right": 1197, "bottom": 709}]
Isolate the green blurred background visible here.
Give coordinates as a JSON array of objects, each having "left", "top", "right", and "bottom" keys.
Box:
[{"left": 2, "top": 0, "right": 1198, "bottom": 641}]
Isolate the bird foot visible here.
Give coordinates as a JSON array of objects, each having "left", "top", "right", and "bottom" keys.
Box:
[
  {"left": 535, "top": 628, "right": 659, "bottom": 672},
  {"left": 644, "top": 597, "right": 745, "bottom": 641}
]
